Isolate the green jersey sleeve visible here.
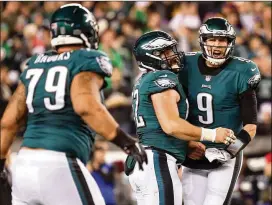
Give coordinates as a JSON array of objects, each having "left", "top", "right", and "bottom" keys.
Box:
[
  {"left": 146, "top": 70, "right": 179, "bottom": 95},
  {"left": 19, "top": 56, "right": 35, "bottom": 85},
  {"left": 71, "top": 49, "right": 113, "bottom": 79},
  {"left": 238, "top": 60, "right": 261, "bottom": 94}
]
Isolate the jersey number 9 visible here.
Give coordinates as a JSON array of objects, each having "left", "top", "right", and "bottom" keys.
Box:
[{"left": 197, "top": 93, "right": 214, "bottom": 124}]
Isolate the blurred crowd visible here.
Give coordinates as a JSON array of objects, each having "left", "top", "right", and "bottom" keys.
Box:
[{"left": 1, "top": 2, "right": 271, "bottom": 205}]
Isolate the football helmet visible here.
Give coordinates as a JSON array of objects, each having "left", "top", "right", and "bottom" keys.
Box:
[
  {"left": 199, "top": 17, "right": 236, "bottom": 66},
  {"left": 50, "top": 3, "right": 99, "bottom": 49},
  {"left": 133, "top": 30, "right": 184, "bottom": 72}
]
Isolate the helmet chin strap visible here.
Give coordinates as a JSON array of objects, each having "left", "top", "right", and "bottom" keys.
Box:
[
  {"left": 203, "top": 45, "right": 230, "bottom": 66},
  {"left": 206, "top": 56, "right": 226, "bottom": 66},
  {"left": 170, "top": 63, "right": 180, "bottom": 72}
]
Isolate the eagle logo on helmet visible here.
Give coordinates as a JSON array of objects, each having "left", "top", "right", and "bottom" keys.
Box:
[{"left": 141, "top": 37, "right": 176, "bottom": 50}]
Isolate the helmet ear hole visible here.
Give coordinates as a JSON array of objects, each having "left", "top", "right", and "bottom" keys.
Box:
[
  {"left": 153, "top": 51, "right": 160, "bottom": 56},
  {"left": 161, "top": 63, "right": 167, "bottom": 69}
]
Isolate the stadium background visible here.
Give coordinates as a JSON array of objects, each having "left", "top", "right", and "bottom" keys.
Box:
[{"left": 1, "top": 1, "right": 271, "bottom": 205}]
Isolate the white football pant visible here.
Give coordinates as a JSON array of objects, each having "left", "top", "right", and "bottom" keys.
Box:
[
  {"left": 129, "top": 149, "right": 182, "bottom": 205},
  {"left": 182, "top": 153, "right": 243, "bottom": 205},
  {"left": 11, "top": 149, "right": 105, "bottom": 205}
]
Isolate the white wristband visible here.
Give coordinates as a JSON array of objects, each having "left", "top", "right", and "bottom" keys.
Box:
[{"left": 201, "top": 128, "right": 216, "bottom": 142}]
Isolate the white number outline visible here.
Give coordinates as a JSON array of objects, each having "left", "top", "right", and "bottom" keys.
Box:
[
  {"left": 133, "top": 89, "right": 145, "bottom": 128},
  {"left": 44, "top": 66, "right": 68, "bottom": 110},
  {"left": 232, "top": 56, "right": 252, "bottom": 63},
  {"left": 25, "top": 66, "right": 68, "bottom": 112},
  {"left": 26, "top": 69, "right": 43, "bottom": 113},
  {"left": 197, "top": 93, "right": 214, "bottom": 125}
]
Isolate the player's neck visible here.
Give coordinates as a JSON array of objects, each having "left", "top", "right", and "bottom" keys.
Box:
[{"left": 56, "top": 45, "right": 85, "bottom": 54}]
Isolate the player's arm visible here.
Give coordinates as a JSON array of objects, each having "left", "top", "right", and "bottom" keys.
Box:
[
  {"left": 151, "top": 89, "right": 234, "bottom": 144},
  {"left": 225, "top": 62, "right": 261, "bottom": 157},
  {"left": 239, "top": 62, "right": 260, "bottom": 140},
  {"left": 71, "top": 71, "right": 147, "bottom": 169},
  {"left": 240, "top": 88, "right": 258, "bottom": 138},
  {"left": 0, "top": 83, "right": 27, "bottom": 170},
  {"left": 225, "top": 89, "right": 258, "bottom": 158}
]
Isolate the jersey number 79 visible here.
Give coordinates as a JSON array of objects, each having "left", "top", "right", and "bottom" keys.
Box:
[{"left": 26, "top": 66, "right": 68, "bottom": 113}]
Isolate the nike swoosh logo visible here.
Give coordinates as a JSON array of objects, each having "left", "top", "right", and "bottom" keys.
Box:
[
  {"left": 159, "top": 74, "right": 167, "bottom": 78},
  {"left": 251, "top": 68, "right": 257, "bottom": 71}
]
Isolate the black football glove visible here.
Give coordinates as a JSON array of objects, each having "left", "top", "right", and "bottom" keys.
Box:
[
  {"left": 123, "top": 142, "right": 148, "bottom": 171},
  {"left": 0, "top": 159, "right": 11, "bottom": 204},
  {"left": 0, "top": 159, "right": 9, "bottom": 185},
  {"left": 0, "top": 159, "right": 6, "bottom": 179},
  {"left": 111, "top": 128, "right": 148, "bottom": 170}
]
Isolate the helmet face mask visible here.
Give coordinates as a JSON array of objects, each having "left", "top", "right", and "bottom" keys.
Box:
[
  {"left": 160, "top": 46, "right": 183, "bottom": 71},
  {"left": 50, "top": 3, "right": 99, "bottom": 50},
  {"left": 199, "top": 17, "right": 236, "bottom": 66},
  {"left": 133, "top": 31, "right": 184, "bottom": 73}
]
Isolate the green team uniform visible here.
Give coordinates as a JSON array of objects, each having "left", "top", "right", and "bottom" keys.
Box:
[
  {"left": 132, "top": 70, "right": 188, "bottom": 163},
  {"left": 179, "top": 52, "right": 260, "bottom": 167},
  {"left": 20, "top": 48, "right": 112, "bottom": 164}
]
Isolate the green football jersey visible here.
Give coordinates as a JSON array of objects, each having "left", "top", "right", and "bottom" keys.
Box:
[
  {"left": 132, "top": 70, "right": 189, "bottom": 163},
  {"left": 20, "top": 48, "right": 112, "bottom": 164},
  {"left": 179, "top": 52, "right": 261, "bottom": 150}
]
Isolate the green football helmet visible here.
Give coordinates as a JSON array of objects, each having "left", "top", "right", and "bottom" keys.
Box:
[
  {"left": 50, "top": 3, "right": 99, "bottom": 49},
  {"left": 133, "top": 30, "right": 184, "bottom": 73},
  {"left": 199, "top": 17, "right": 236, "bottom": 65}
]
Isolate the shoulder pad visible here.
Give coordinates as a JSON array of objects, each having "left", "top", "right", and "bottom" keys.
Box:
[
  {"left": 233, "top": 57, "right": 261, "bottom": 91},
  {"left": 73, "top": 49, "right": 113, "bottom": 77},
  {"left": 79, "top": 48, "right": 108, "bottom": 58},
  {"left": 184, "top": 52, "right": 201, "bottom": 63},
  {"left": 247, "top": 73, "right": 261, "bottom": 89},
  {"left": 232, "top": 56, "right": 253, "bottom": 64},
  {"left": 143, "top": 70, "right": 179, "bottom": 95},
  {"left": 154, "top": 78, "right": 177, "bottom": 89},
  {"left": 185, "top": 52, "right": 199, "bottom": 56}
]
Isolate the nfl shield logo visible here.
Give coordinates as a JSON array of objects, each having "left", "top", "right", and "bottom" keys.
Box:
[{"left": 205, "top": 75, "right": 212, "bottom": 82}]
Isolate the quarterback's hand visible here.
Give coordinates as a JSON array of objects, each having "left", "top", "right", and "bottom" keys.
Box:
[
  {"left": 215, "top": 127, "right": 236, "bottom": 145},
  {"left": 124, "top": 143, "right": 148, "bottom": 171},
  {"left": 188, "top": 141, "right": 206, "bottom": 160}
]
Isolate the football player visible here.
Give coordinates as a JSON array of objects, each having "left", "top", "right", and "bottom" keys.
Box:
[
  {"left": 0, "top": 4, "right": 147, "bottom": 205},
  {"left": 179, "top": 17, "right": 261, "bottom": 205},
  {"left": 125, "top": 30, "right": 235, "bottom": 205}
]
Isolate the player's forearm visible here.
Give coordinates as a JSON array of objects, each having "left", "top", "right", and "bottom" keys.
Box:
[
  {"left": 243, "top": 124, "right": 257, "bottom": 140},
  {"left": 0, "top": 123, "right": 18, "bottom": 158},
  {"left": 78, "top": 100, "right": 141, "bottom": 155},
  {"left": 164, "top": 118, "right": 202, "bottom": 141},
  {"left": 79, "top": 103, "right": 119, "bottom": 140}
]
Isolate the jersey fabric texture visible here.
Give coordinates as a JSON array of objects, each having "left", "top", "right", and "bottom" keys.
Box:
[
  {"left": 20, "top": 49, "right": 112, "bottom": 164},
  {"left": 179, "top": 51, "right": 260, "bottom": 167},
  {"left": 132, "top": 70, "right": 188, "bottom": 163}
]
